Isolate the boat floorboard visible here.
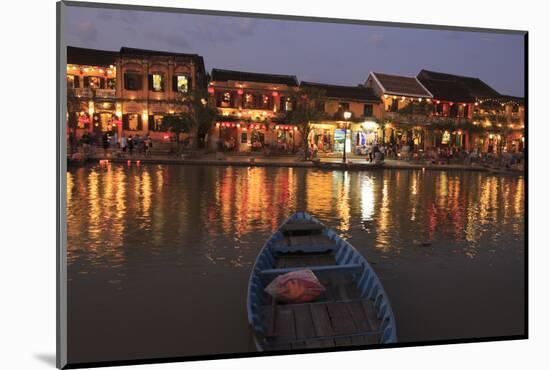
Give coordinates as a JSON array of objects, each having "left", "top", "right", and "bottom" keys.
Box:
[
  {"left": 263, "top": 299, "right": 381, "bottom": 350},
  {"left": 262, "top": 271, "right": 382, "bottom": 350}
]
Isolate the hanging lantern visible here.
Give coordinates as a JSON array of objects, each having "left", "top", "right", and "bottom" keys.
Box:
[
  {"left": 237, "top": 89, "right": 244, "bottom": 95},
  {"left": 272, "top": 91, "right": 278, "bottom": 97},
  {"left": 208, "top": 86, "right": 215, "bottom": 94}
]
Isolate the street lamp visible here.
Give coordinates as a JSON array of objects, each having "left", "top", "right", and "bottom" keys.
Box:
[{"left": 343, "top": 111, "right": 352, "bottom": 163}]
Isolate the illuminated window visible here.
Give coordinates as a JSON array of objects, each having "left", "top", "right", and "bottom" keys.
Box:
[
  {"left": 244, "top": 93, "right": 254, "bottom": 108},
  {"left": 152, "top": 115, "right": 165, "bottom": 131},
  {"left": 107, "top": 78, "right": 116, "bottom": 90},
  {"left": 338, "top": 102, "right": 350, "bottom": 111},
  {"left": 442, "top": 130, "right": 450, "bottom": 144},
  {"left": 261, "top": 95, "right": 272, "bottom": 109},
  {"left": 87, "top": 76, "right": 102, "bottom": 89},
  {"left": 177, "top": 75, "right": 189, "bottom": 93},
  {"left": 150, "top": 74, "right": 164, "bottom": 92},
  {"left": 280, "top": 96, "right": 293, "bottom": 112},
  {"left": 67, "top": 75, "right": 75, "bottom": 89},
  {"left": 129, "top": 114, "right": 139, "bottom": 130},
  {"left": 216, "top": 91, "right": 233, "bottom": 108}
]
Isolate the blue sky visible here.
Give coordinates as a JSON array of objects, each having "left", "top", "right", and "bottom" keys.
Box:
[{"left": 66, "top": 6, "right": 525, "bottom": 97}]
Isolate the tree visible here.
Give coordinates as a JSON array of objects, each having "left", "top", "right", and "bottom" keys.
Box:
[
  {"left": 160, "top": 113, "right": 193, "bottom": 154},
  {"left": 177, "top": 88, "right": 217, "bottom": 149},
  {"left": 285, "top": 86, "right": 327, "bottom": 160}
]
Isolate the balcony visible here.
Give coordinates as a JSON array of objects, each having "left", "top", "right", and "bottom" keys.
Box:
[
  {"left": 384, "top": 111, "right": 430, "bottom": 125},
  {"left": 95, "top": 89, "right": 116, "bottom": 99},
  {"left": 428, "top": 115, "right": 471, "bottom": 125},
  {"left": 70, "top": 87, "right": 93, "bottom": 98}
]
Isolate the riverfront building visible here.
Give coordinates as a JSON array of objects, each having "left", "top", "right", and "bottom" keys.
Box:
[
  {"left": 66, "top": 45, "right": 524, "bottom": 155},
  {"left": 67, "top": 46, "right": 206, "bottom": 143},
  {"left": 208, "top": 69, "right": 300, "bottom": 153},
  {"left": 299, "top": 81, "right": 382, "bottom": 155}
]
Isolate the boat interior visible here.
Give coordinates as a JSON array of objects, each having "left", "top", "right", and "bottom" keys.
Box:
[{"left": 257, "top": 218, "right": 384, "bottom": 350}]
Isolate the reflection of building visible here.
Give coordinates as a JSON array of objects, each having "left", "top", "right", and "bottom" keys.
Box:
[
  {"left": 208, "top": 69, "right": 300, "bottom": 153},
  {"left": 67, "top": 46, "right": 206, "bottom": 142},
  {"left": 366, "top": 72, "right": 433, "bottom": 150},
  {"left": 300, "top": 81, "right": 382, "bottom": 155}
]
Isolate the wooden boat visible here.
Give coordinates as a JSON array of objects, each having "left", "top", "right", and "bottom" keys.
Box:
[{"left": 247, "top": 211, "right": 397, "bottom": 351}]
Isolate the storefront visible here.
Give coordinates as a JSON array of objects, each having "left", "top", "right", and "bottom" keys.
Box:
[
  {"left": 247, "top": 123, "right": 268, "bottom": 151},
  {"left": 273, "top": 124, "right": 298, "bottom": 153},
  {"left": 215, "top": 122, "right": 240, "bottom": 151},
  {"left": 351, "top": 121, "right": 379, "bottom": 154},
  {"left": 308, "top": 123, "right": 334, "bottom": 153}
]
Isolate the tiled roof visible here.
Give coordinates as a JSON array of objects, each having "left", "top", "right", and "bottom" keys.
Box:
[
  {"left": 417, "top": 69, "right": 501, "bottom": 99},
  {"left": 300, "top": 81, "right": 379, "bottom": 102},
  {"left": 370, "top": 72, "right": 432, "bottom": 98},
  {"left": 211, "top": 69, "right": 298, "bottom": 86},
  {"left": 119, "top": 47, "right": 202, "bottom": 60},
  {"left": 417, "top": 77, "right": 475, "bottom": 103},
  {"left": 67, "top": 46, "right": 118, "bottom": 67}
]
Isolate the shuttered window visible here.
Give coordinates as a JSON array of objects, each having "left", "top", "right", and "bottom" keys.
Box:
[{"left": 124, "top": 73, "right": 141, "bottom": 91}]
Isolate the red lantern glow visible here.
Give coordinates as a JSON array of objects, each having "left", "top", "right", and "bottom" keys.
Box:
[
  {"left": 208, "top": 86, "right": 215, "bottom": 94},
  {"left": 237, "top": 89, "right": 244, "bottom": 95},
  {"left": 272, "top": 91, "right": 279, "bottom": 97}
]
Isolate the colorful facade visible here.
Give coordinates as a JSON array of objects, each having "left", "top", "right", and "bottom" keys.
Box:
[
  {"left": 66, "top": 46, "right": 206, "bottom": 145},
  {"left": 207, "top": 69, "right": 301, "bottom": 153},
  {"left": 299, "top": 81, "right": 383, "bottom": 156},
  {"left": 66, "top": 46, "right": 524, "bottom": 155}
]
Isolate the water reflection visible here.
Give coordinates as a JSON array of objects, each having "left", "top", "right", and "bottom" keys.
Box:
[{"left": 67, "top": 165, "right": 524, "bottom": 279}]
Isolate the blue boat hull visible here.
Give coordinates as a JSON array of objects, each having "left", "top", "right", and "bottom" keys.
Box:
[{"left": 247, "top": 211, "right": 397, "bottom": 351}]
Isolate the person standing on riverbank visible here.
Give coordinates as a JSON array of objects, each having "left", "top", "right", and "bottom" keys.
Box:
[
  {"left": 102, "top": 133, "right": 109, "bottom": 157},
  {"left": 128, "top": 135, "right": 134, "bottom": 156},
  {"left": 120, "top": 134, "right": 127, "bottom": 157}
]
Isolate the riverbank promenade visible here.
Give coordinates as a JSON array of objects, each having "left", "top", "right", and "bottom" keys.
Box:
[{"left": 69, "top": 150, "right": 525, "bottom": 175}]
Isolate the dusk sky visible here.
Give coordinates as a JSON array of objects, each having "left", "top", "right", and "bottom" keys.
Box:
[{"left": 66, "top": 6, "right": 525, "bottom": 97}]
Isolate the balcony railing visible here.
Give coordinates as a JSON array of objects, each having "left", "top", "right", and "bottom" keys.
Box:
[
  {"left": 384, "top": 111, "right": 472, "bottom": 126},
  {"left": 70, "top": 87, "right": 93, "bottom": 98},
  {"left": 68, "top": 87, "right": 116, "bottom": 99},
  {"left": 95, "top": 89, "right": 116, "bottom": 98}
]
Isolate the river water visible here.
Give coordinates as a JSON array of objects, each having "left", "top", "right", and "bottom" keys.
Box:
[{"left": 66, "top": 163, "right": 525, "bottom": 363}]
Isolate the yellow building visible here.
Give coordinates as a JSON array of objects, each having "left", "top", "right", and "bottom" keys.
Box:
[
  {"left": 66, "top": 46, "right": 206, "bottom": 145},
  {"left": 300, "top": 81, "right": 383, "bottom": 156}
]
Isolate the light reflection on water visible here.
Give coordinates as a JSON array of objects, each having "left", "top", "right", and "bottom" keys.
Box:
[{"left": 67, "top": 164, "right": 524, "bottom": 278}]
